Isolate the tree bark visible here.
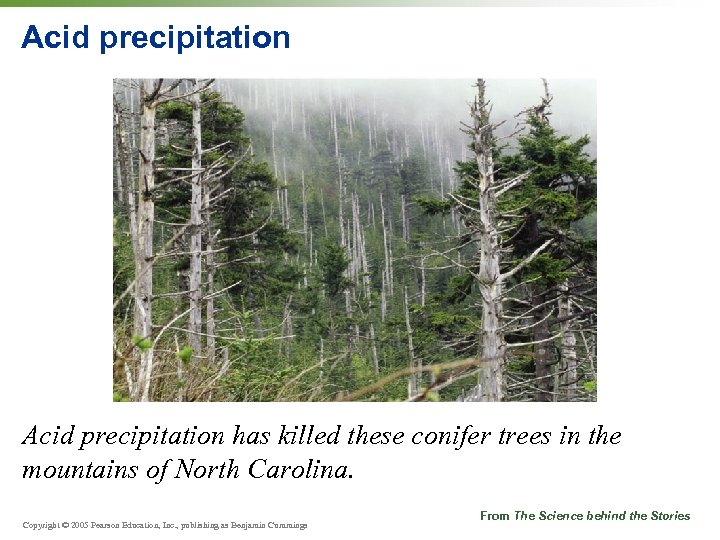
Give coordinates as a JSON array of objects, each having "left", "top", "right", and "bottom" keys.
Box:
[
  {"left": 533, "top": 295, "right": 553, "bottom": 402},
  {"left": 401, "top": 194, "right": 409, "bottom": 243},
  {"left": 203, "top": 173, "right": 215, "bottom": 363},
  {"left": 187, "top": 80, "right": 203, "bottom": 359},
  {"left": 404, "top": 287, "right": 418, "bottom": 398},
  {"left": 471, "top": 80, "right": 505, "bottom": 402},
  {"left": 134, "top": 79, "right": 159, "bottom": 402},
  {"left": 112, "top": 96, "right": 126, "bottom": 207},
  {"left": 558, "top": 280, "right": 577, "bottom": 400},
  {"left": 301, "top": 170, "right": 308, "bottom": 246}
]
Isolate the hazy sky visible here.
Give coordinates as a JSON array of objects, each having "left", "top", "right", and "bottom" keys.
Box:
[
  {"left": 222, "top": 78, "right": 597, "bottom": 163},
  {"left": 226, "top": 78, "right": 596, "bottom": 140}
]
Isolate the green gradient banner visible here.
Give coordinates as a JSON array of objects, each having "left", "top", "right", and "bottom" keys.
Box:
[{"left": 0, "top": 0, "right": 688, "bottom": 6}]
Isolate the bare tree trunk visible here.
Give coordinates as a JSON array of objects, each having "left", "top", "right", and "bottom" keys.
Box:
[
  {"left": 420, "top": 250, "right": 426, "bottom": 307},
  {"left": 188, "top": 80, "right": 203, "bottom": 358},
  {"left": 332, "top": 107, "right": 354, "bottom": 332},
  {"left": 471, "top": 80, "right": 505, "bottom": 402},
  {"left": 533, "top": 296, "right": 553, "bottom": 402},
  {"left": 205, "top": 234, "right": 216, "bottom": 362},
  {"left": 380, "top": 193, "right": 394, "bottom": 299},
  {"left": 134, "top": 79, "right": 159, "bottom": 402},
  {"left": 114, "top": 90, "right": 138, "bottom": 398},
  {"left": 203, "top": 182, "right": 215, "bottom": 362},
  {"left": 282, "top": 156, "right": 290, "bottom": 230},
  {"left": 369, "top": 322, "right": 379, "bottom": 376},
  {"left": 558, "top": 280, "right": 577, "bottom": 400},
  {"left": 301, "top": 170, "right": 308, "bottom": 246},
  {"left": 309, "top": 229, "right": 314, "bottom": 267},
  {"left": 355, "top": 195, "right": 371, "bottom": 299},
  {"left": 333, "top": 108, "right": 346, "bottom": 248},
  {"left": 319, "top": 337, "right": 324, "bottom": 382},
  {"left": 331, "top": 100, "right": 340, "bottom": 157},
  {"left": 348, "top": 194, "right": 358, "bottom": 286},
  {"left": 344, "top": 289, "right": 353, "bottom": 321},
  {"left": 319, "top": 191, "right": 328, "bottom": 238},
  {"left": 280, "top": 295, "right": 293, "bottom": 363},
  {"left": 271, "top": 121, "right": 283, "bottom": 225},
  {"left": 113, "top": 96, "right": 126, "bottom": 207},
  {"left": 400, "top": 194, "right": 409, "bottom": 243},
  {"left": 380, "top": 274, "right": 387, "bottom": 322},
  {"left": 404, "top": 287, "right": 418, "bottom": 398},
  {"left": 125, "top": 98, "right": 139, "bottom": 254}
]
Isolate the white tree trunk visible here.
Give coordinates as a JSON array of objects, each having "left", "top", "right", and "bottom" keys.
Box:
[
  {"left": 369, "top": 322, "right": 379, "bottom": 376},
  {"left": 301, "top": 170, "right": 308, "bottom": 246},
  {"left": 188, "top": 80, "right": 203, "bottom": 358},
  {"left": 112, "top": 97, "right": 125, "bottom": 206},
  {"left": 380, "top": 274, "right": 387, "bottom": 322},
  {"left": 401, "top": 194, "right": 409, "bottom": 243},
  {"left": 380, "top": 193, "right": 394, "bottom": 299},
  {"left": 134, "top": 79, "right": 158, "bottom": 402},
  {"left": 203, "top": 177, "right": 215, "bottom": 362},
  {"left": 404, "top": 286, "right": 418, "bottom": 398},
  {"left": 472, "top": 80, "right": 505, "bottom": 402},
  {"left": 558, "top": 280, "right": 577, "bottom": 400},
  {"left": 205, "top": 236, "right": 216, "bottom": 362},
  {"left": 420, "top": 250, "right": 426, "bottom": 307}
]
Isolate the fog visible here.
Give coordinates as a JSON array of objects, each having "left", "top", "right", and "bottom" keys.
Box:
[
  {"left": 214, "top": 78, "right": 596, "bottom": 187},
  {"left": 220, "top": 78, "right": 595, "bottom": 146}
]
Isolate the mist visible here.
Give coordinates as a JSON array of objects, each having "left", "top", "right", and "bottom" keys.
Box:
[{"left": 217, "top": 79, "right": 597, "bottom": 166}]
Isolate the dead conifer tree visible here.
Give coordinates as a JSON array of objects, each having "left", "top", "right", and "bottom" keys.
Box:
[{"left": 187, "top": 79, "right": 204, "bottom": 358}]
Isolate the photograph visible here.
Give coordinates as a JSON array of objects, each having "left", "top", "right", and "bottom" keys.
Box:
[
  {"left": 5, "top": 3, "right": 719, "bottom": 539},
  {"left": 113, "top": 78, "right": 597, "bottom": 402}
]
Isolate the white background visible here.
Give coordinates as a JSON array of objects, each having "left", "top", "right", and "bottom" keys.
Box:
[{"left": 1, "top": 6, "right": 718, "bottom": 539}]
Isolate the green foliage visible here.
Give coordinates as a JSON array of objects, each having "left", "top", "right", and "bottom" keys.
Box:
[
  {"left": 533, "top": 189, "right": 578, "bottom": 225},
  {"left": 370, "top": 149, "right": 399, "bottom": 188},
  {"left": 429, "top": 311, "right": 469, "bottom": 333},
  {"left": 506, "top": 355, "right": 535, "bottom": 374},
  {"left": 177, "top": 346, "right": 193, "bottom": 363},
  {"left": 217, "top": 333, "right": 313, "bottom": 401},
  {"left": 318, "top": 239, "right": 350, "bottom": 297},
  {"left": 222, "top": 363, "right": 303, "bottom": 401},
  {"left": 497, "top": 114, "right": 597, "bottom": 268},
  {"left": 425, "top": 391, "right": 440, "bottom": 402},
  {"left": 414, "top": 196, "right": 453, "bottom": 215},
  {"left": 522, "top": 253, "right": 573, "bottom": 287},
  {"left": 155, "top": 90, "right": 298, "bottom": 310},
  {"left": 446, "top": 273, "right": 474, "bottom": 304},
  {"left": 409, "top": 84, "right": 597, "bottom": 403},
  {"left": 157, "top": 100, "right": 191, "bottom": 122},
  {"left": 132, "top": 336, "right": 153, "bottom": 351},
  {"left": 114, "top": 80, "right": 596, "bottom": 403},
  {"left": 399, "top": 155, "right": 430, "bottom": 196}
]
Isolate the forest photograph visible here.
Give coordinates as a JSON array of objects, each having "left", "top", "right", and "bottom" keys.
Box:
[{"left": 112, "top": 78, "right": 597, "bottom": 403}]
